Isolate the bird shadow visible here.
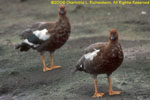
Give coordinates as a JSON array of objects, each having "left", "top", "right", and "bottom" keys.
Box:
[{"left": 68, "top": 83, "right": 123, "bottom": 98}]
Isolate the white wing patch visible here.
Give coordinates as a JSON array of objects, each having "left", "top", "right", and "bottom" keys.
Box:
[
  {"left": 84, "top": 49, "right": 100, "bottom": 61},
  {"left": 80, "top": 64, "right": 83, "bottom": 68},
  {"left": 141, "top": 11, "right": 147, "bottom": 15},
  {"left": 33, "top": 29, "right": 50, "bottom": 41},
  {"left": 23, "top": 39, "right": 39, "bottom": 48}
]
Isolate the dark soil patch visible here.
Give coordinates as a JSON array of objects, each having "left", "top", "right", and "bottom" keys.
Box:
[
  {"left": 0, "top": 36, "right": 150, "bottom": 99},
  {"left": 123, "top": 20, "right": 148, "bottom": 25},
  {"left": 67, "top": 36, "right": 150, "bottom": 49}
]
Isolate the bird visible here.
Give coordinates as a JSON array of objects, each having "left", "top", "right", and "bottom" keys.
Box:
[
  {"left": 75, "top": 29, "right": 124, "bottom": 98},
  {"left": 16, "top": 5, "right": 71, "bottom": 72}
]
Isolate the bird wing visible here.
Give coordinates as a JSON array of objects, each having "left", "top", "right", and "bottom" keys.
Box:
[
  {"left": 30, "top": 22, "right": 55, "bottom": 32},
  {"left": 84, "top": 42, "right": 107, "bottom": 54},
  {"left": 20, "top": 22, "right": 55, "bottom": 39},
  {"left": 76, "top": 42, "right": 106, "bottom": 72},
  {"left": 20, "top": 22, "right": 56, "bottom": 48}
]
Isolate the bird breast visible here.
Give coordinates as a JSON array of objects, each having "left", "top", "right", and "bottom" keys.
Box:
[{"left": 105, "top": 44, "right": 123, "bottom": 60}]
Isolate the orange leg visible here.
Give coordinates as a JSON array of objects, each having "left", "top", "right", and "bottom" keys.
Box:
[
  {"left": 108, "top": 77, "right": 121, "bottom": 95},
  {"left": 92, "top": 79, "right": 104, "bottom": 98},
  {"left": 48, "top": 53, "right": 61, "bottom": 71},
  {"left": 41, "top": 55, "right": 51, "bottom": 72},
  {"left": 41, "top": 54, "right": 61, "bottom": 72}
]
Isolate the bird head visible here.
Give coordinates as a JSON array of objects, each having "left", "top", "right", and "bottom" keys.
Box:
[
  {"left": 109, "top": 29, "right": 118, "bottom": 42},
  {"left": 58, "top": 4, "right": 66, "bottom": 16}
]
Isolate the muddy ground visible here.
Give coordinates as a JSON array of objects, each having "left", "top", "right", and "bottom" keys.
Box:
[{"left": 0, "top": 0, "right": 150, "bottom": 100}]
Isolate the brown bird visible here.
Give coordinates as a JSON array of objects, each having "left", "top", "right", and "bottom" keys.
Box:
[
  {"left": 16, "top": 5, "right": 71, "bottom": 72},
  {"left": 75, "top": 29, "right": 124, "bottom": 98}
]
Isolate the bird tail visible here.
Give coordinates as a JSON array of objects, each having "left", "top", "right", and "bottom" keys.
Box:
[
  {"left": 15, "top": 43, "right": 30, "bottom": 52},
  {"left": 72, "top": 64, "right": 84, "bottom": 76}
]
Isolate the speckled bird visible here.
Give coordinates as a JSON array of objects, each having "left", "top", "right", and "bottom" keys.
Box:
[
  {"left": 75, "top": 29, "right": 124, "bottom": 98},
  {"left": 16, "top": 5, "right": 71, "bottom": 72}
]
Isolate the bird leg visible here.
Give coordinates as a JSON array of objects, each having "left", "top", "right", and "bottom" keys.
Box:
[
  {"left": 48, "top": 53, "right": 61, "bottom": 70},
  {"left": 92, "top": 79, "right": 104, "bottom": 98},
  {"left": 41, "top": 55, "right": 51, "bottom": 72},
  {"left": 108, "top": 77, "right": 121, "bottom": 95}
]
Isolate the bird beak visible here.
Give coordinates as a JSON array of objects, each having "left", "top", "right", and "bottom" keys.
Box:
[{"left": 111, "top": 34, "right": 116, "bottom": 40}]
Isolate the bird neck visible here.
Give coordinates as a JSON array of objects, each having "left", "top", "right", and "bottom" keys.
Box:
[
  {"left": 58, "top": 15, "right": 67, "bottom": 22},
  {"left": 57, "top": 15, "right": 70, "bottom": 28},
  {"left": 109, "top": 38, "right": 118, "bottom": 43},
  {"left": 108, "top": 39, "right": 119, "bottom": 46}
]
